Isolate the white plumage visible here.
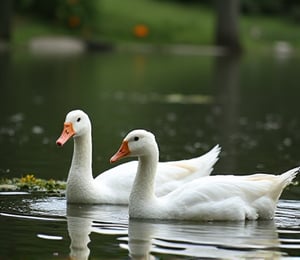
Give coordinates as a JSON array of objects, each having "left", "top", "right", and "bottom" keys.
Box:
[
  {"left": 110, "top": 129, "right": 299, "bottom": 220},
  {"left": 56, "top": 110, "right": 220, "bottom": 204}
]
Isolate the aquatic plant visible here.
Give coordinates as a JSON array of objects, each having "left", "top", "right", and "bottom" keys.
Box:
[{"left": 0, "top": 174, "right": 66, "bottom": 194}]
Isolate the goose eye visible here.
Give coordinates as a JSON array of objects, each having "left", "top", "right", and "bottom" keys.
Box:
[
  {"left": 134, "top": 136, "right": 139, "bottom": 141},
  {"left": 77, "top": 117, "right": 81, "bottom": 122}
]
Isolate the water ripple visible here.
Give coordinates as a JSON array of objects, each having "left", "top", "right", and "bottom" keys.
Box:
[{"left": 1, "top": 195, "right": 300, "bottom": 258}]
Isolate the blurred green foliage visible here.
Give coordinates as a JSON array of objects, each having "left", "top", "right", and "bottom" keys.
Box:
[
  {"left": 14, "top": 0, "right": 99, "bottom": 30},
  {"left": 11, "top": 0, "right": 300, "bottom": 49},
  {"left": 241, "top": 0, "right": 300, "bottom": 22},
  {"left": 14, "top": 0, "right": 300, "bottom": 26},
  {"left": 158, "top": 0, "right": 300, "bottom": 23}
]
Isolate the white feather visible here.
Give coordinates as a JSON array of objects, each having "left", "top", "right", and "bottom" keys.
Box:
[
  {"left": 57, "top": 110, "right": 220, "bottom": 204},
  {"left": 112, "top": 129, "right": 299, "bottom": 221}
]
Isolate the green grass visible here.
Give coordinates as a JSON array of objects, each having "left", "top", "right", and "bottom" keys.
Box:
[
  {"left": 12, "top": 0, "right": 300, "bottom": 52},
  {"left": 98, "top": 0, "right": 215, "bottom": 45},
  {"left": 13, "top": 16, "right": 72, "bottom": 45},
  {"left": 241, "top": 15, "right": 300, "bottom": 50}
]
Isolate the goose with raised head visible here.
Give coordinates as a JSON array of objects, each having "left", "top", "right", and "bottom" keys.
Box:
[
  {"left": 110, "top": 129, "right": 299, "bottom": 220},
  {"left": 56, "top": 110, "right": 220, "bottom": 204}
]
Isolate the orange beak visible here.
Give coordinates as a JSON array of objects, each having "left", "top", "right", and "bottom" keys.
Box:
[
  {"left": 110, "top": 141, "right": 130, "bottom": 163},
  {"left": 56, "top": 122, "right": 75, "bottom": 146}
]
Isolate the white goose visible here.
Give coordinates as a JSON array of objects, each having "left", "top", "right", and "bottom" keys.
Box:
[
  {"left": 56, "top": 110, "right": 220, "bottom": 204},
  {"left": 110, "top": 129, "right": 299, "bottom": 221}
]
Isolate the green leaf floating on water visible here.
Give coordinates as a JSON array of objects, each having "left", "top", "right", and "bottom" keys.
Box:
[{"left": 0, "top": 174, "right": 66, "bottom": 194}]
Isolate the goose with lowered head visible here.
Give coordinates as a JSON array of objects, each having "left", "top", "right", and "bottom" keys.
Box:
[
  {"left": 110, "top": 129, "right": 299, "bottom": 221},
  {"left": 56, "top": 110, "right": 220, "bottom": 204}
]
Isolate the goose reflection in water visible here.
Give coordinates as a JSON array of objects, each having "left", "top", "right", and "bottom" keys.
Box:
[
  {"left": 66, "top": 204, "right": 128, "bottom": 260},
  {"left": 122, "top": 219, "right": 283, "bottom": 259},
  {"left": 67, "top": 215, "right": 92, "bottom": 260},
  {"left": 65, "top": 204, "right": 283, "bottom": 260}
]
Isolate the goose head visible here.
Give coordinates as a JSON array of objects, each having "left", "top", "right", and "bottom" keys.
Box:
[
  {"left": 56, "top": 110, "right": 91, "bottom": 146},
  {"left": 110, "top": 129, "right": 157, "bottom": 163}
]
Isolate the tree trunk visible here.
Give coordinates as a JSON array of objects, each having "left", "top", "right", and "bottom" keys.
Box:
[
  {"left": 215, "top": 0, "right": 242, "bottom": 54},
  {"left": 0, "top": 0, "right": 13, "bottom": 42}
]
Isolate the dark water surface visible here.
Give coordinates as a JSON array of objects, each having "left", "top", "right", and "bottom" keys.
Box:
[
  {"left": 1, "top": 49, "right": 300, "bottom": 258},
  {"left": 1, "top": 195, "right": 300, "bottom": 259}
]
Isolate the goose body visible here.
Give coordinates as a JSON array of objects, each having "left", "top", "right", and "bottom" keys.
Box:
[
  {"left": 110, "top": 129, "right": 299, "bottom": 221},
  {"left": 56, "top": 110, "right": 220, "bottom": 204}
]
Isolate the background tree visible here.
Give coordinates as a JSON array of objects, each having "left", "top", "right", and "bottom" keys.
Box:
[
  {"left": 215, "top": 0, "right": 242, "bottom": 54},
  {"left": 0, "top": 0, "right": 13, "bottom": 43}
]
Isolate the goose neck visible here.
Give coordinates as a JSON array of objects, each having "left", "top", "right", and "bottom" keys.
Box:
[
  {"left": 70, "top": 133, "right": 93, "bottom": 178},
  {"left": 130, "top": 151, "right": 158, "bottom": 202}
]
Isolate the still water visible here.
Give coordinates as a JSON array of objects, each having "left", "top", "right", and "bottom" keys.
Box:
[{"left": 1, "top": 48, "right": 300, "bottom": 258}]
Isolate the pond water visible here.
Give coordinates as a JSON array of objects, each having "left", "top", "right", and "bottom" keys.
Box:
[
  {"left": 1, "top": 47, "right": 300, "bottom": 258},
  {"left": 1, "top": 195, "right": 300, "bottom": 259}
]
